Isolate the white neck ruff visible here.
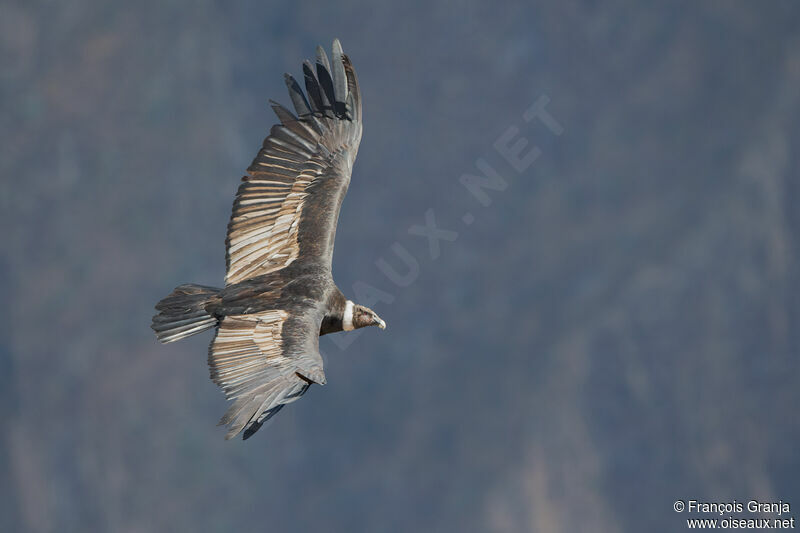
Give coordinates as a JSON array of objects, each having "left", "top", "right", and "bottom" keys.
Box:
[{"left": 343, "top": 300, "right": 355, "bottom": 331}]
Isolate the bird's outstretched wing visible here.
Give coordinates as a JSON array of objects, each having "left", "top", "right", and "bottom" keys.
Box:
[
  {"left": 209, "top": 307, "right": 325, "bottom": 440},
  {"left": 225, "top": 40, "right": 362, "bottom": 285}
]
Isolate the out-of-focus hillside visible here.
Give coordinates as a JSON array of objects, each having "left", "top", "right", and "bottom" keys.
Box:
[{"left": 1, "top": 1, "right": 799, "bottom": 532}]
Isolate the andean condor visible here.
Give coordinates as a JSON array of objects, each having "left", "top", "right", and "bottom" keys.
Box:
[{"left": 152, "top": 40, "right": 385, "bottom": 440}]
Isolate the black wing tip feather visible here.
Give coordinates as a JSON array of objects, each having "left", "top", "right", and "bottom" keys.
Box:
[
  {"left": 316, "top": 45, "right": 331, "bottom": 71},
  {"left": 284, "top": 73, "right": 312, "bottom": 117},
  {"left": 241, "top": 425, "right": 260, "bottom": 440},
  {"left": 240, "top": 408, "right": 279, "bottom": 440},
  {"left": 282, "top": 40, "right": 358, "bottom": 122}
]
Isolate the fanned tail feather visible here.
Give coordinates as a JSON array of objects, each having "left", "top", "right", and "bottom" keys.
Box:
[{"left": 151, "top": 284, "right": 221, "bottom": 343}]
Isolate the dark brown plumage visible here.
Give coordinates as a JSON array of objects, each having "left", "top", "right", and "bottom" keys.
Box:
[{"left": 151, "top": 40, "right": 386, "bottom": 440}]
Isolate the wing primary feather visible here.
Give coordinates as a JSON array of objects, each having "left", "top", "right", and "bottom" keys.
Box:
[
  {"left": 269, "top": 100, "right": 297, "bottom": 125},
  {"left": 342, "top": 54, "right": 361, "bottom": 123},
  {"left": 284, "top": 73, "right": 311, "bottom": 117},
  {"left": 331, "top": 39, "right": 348, "bottom": 116},
  {"left": 345, "top": 92, "right": 355, "bottom": 121},
  {"left": 315, "top": 45, "right": 331, "bottom": 75},
  {"left": 270, "top": 101, "right": 320, "bottom": 140},
  {"left": 242, "top": 386, "right": 285, "bottom": 432},
  {"left": 315, "top": 47, "right": 336, "bottom": 117},
  {"left": 242, "top": 406, "right": 281, "bottom": 440},
  {"left": 242, "top": 380, "right": 310, "bottom": 439},
  {"left": 303, "top": 60, "right": 325, "bottom": 114}
]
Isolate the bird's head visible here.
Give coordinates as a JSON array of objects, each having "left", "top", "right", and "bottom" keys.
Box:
[{"left": 344, "top": 300, "right": 386, "bottom": 331}]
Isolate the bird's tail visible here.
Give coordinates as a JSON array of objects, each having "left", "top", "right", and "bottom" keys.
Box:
[{"left": 151, "top": 284, "right": 221, "bottom": 343}]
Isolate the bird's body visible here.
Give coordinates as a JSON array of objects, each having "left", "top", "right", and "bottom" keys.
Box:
[{"left": 151, "top": 40, "right": 385, "bottom": 440}]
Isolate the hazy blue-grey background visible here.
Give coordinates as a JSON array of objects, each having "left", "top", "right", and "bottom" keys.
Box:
[{"left": 2, "top": 1, "right": 799, "bottom": 532}]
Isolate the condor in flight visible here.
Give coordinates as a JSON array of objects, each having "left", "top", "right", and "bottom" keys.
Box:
[{"left": 151, "top": 40, "right": 385, "bottom": 440}]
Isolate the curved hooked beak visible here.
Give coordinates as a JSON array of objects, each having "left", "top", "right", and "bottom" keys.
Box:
[{"left": 374, "top": 314, "right": 386, "bottom": 330}]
